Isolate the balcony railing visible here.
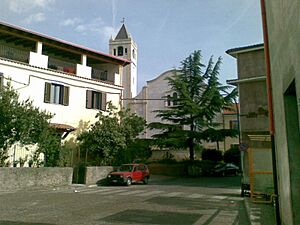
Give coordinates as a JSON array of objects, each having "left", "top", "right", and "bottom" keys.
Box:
[
  {"left": 92, "top": 68, "right": 114, "bottom": 84},
  {"left": 0, "top": 44, "right": 30, "bottom": 63},
  {"left": 48, "top": 57, "right": 76, "bottom": 74}
]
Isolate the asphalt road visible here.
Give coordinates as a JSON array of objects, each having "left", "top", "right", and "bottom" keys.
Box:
[{"left": 0, "top": 175, "right": 250, "bottom": 225}]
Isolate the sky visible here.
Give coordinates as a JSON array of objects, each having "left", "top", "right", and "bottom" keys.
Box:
[{"left": 0, "top": 0, "right": 263, "bottom": 93}]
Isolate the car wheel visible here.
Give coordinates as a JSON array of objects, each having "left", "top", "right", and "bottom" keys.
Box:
[
  {"left": 143, "top": 177, "right": 149, "bottom": 184},
  {"left": 126, "top": 177, "right": 132, "bottom": 186}
]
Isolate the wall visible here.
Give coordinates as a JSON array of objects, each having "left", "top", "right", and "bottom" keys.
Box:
[
  {"left": 265, "top": 1, "right": 300, "bottom": 224},
  {"left": 85, "top": 166, "right": 114, "bottom": 185},
  {"left": 0, "top": 59, "right": 123, "bottom": 129},
  {"left": 0, "top": 167, "right": 73, "bottom": 191}
]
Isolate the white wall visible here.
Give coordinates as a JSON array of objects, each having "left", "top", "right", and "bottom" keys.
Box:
[{"left": 0, "top": 59, "right": 123, "bottom": 128}]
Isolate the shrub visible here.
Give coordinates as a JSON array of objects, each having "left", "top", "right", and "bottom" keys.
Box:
[
  {"left": 224, "top": 146, "right": 241, "bottom": 167},
  {"left": 201, "top": 149, "right": 223, "bottom": 162}
]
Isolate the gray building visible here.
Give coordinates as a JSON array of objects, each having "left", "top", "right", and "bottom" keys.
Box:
[
  {"left": 263, "top": 1, "right": 300, "bottom": 224},
  {"left": 227, "top": 44, "right": 273, "bottom": 198}
]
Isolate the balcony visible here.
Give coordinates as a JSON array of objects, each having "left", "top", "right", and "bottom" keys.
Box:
[
  {"left": 0, "top": 44, "right": 30, "bottom": 64},
  {"left": 48, "top": 57, "right": 77, "bottom": 74}
]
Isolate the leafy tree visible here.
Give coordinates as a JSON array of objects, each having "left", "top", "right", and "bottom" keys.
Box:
[
  {"left": 78, "top": 103, "right": 146, "bottom": 165},
  {"left": 0, "top": 82, "right": 61, "bottom": 166},
  {"left": 149, "top": 50, "right": 237, "bottom": 160}
]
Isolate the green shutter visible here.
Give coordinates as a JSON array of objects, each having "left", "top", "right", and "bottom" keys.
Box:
[
  {"left": 101, "top": 92, "right": 107, "bottom": 111},
  {"left": 63, "top": 86, "right": 69, "bottom": 106},
  {"left": 44, "top": 82, "right": 51, "bottom": 103},
  {"left": 86, "top": 90, "right": 93, "bottom": 109},
  {"left": 0, "top": 73, "right": 3, "bottom": 89}
]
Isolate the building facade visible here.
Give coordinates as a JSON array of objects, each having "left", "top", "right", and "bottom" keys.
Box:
[
  {"left": 263, "top": 1, "right": 300, "bottom": 224},
  {"left": 226, "top": 44, "right": 274, "bottom": 198},
  {"left": 0, "top": 21, "right": 130, "bottom": 166},
  {"left": 109, "top": 24, "right": 137, "bottom": 107}
]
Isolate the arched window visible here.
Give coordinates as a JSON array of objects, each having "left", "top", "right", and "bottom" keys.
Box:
[
  {"left": 132, "top": 49, "right": 136, "bottom": 59},
  {"left": 118, "top": 46, "right": 123, "bottom": 56},
  {"left": 166, "top": 95, "right": 171, "bottom": 106},
  {"left": 173, "top": 92, "right": 178, "bottom": 105}
]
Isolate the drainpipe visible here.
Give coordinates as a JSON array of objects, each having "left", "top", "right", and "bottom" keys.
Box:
[{"left": 260, "top": 1, "right": 281, "bottom": 224}]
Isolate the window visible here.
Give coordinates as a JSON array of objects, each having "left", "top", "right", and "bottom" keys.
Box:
[
  {"left": 117, "top": 46, "right": 123, "bottom": 56},
  {"left": 86, "top": 90, "right": 107, "bottom": 110},
  {"left": 0, "top": 72, "right": 3, "bottom": 89},
  {"left": 173, "top": 92, "right": 178, "bottom": 105},
  {"left": 132, "top": 49, "right": 136, "bottom": 59},
  {"left": 44, "top": 82, "right": 69, "bottom": 105},
  {"left": 166, "top": 95, "right": 171, "bottom": 107},
  {"left": 229, "top": 120, "right": 239, "bottom": 130},
  {"left": 125, "top": 48, "right": 127, "bottom": 55},
  {"left": 113, "top": 49, "right": 116, "bottom": 56}
]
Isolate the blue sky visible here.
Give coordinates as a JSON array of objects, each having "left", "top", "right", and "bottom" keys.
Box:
[{"left": 0, "top": 0, "right": 263, "bottom": 93}]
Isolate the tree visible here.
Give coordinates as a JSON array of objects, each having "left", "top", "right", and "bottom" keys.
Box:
[
  {"left": 148, "top": 50, "right": 237, "bottom": 160},
  {"left": 78, "top": 103, "right": 146, "bottom": 165},
  {"left": 0, "top": 82, "right": 61, "bottom": 166}
]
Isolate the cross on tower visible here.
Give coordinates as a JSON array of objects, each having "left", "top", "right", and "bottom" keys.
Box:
[{"left": 121, "top": 17, "right": 125, "bottom": 24}]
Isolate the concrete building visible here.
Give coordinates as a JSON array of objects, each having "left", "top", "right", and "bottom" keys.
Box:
[
  {"left": 226, "top": 44, "right": 273, "bottom": 198},
  {"left": 109, "top": 23, "right": 137, "bottom": 108},
  {"left": 0, "top": 21, "right": 130, "bottom": 166},
  {"left": 262, "top": 1, "right": 300, "bottom": 224}
]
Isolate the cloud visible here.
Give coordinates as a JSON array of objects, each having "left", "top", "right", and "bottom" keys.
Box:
[
  {"left": 8, "top": 0, "right": 55, "bottom": 13},
  {"left": 59, "top": 18, "right": 82, "bottom": 27},
  {"left": 72, "top": 17, "right": 117, "bottom": 38},
  {"left": 24, "top": 12, "right": 46, "bottom": 24}
]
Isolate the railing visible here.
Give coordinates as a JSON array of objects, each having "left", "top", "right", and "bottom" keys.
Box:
[
  {"left": 92, "top": 68, "right": 114, "bottom": 83},
  {"left": 0, "top": 44, "right": 30, "bottom": 63},
  {"left": 48, "top": 57, "right": 76, "bottom": 74}
]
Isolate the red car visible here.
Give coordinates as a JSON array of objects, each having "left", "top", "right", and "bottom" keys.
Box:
[{"left": 107, "top": 163, "right": 150, "bottom": 186}]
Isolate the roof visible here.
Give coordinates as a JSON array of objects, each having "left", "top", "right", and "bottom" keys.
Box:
[
  {"left": 50, "top": 123, "right": 76, "bottom": 131},
  {"left": 147, "top": 69, "right": 176, "bottom": 84},
  {"left": 0, "top": 20, "right": 130, "bottom": 66},
  {"left": 223, "top": 104, "right": 239, "bottom": 115},
  {"left": 226, "top": 43, "right": 264, "bottom": 57},
  {"left": 115, "top": 24, "right": 130, "bottom": 39}
]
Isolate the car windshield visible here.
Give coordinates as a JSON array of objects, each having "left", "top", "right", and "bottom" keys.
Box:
[{"left": 118, "top": 165, "right": 134, "bottom": 172}]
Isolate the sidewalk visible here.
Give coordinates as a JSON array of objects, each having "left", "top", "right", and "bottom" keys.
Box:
[{"left": 244, "top": 196, "right": 276, "bottom": 225}]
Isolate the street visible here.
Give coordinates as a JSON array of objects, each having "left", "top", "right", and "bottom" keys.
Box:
[{"left": 0, "top": 175, "right": 250, "bottom": 225}]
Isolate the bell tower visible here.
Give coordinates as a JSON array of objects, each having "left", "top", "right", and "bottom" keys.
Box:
[{"left": 109, "top": 22, "right": 137, "bottom": 108}]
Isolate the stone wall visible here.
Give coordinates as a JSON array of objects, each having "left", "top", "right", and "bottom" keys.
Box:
[
  {"left": 0, "top": 167, "right": 73, "bottom": 191},
  {"left": 85, "top": 166, "right": 114, "bottom": 185}
]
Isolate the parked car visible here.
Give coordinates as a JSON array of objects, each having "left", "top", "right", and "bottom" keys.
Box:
[
  {"left": 107, "top": 163, "right": 150, "bottom": 186},
  {"left": 214, "top": 163, "right": 240, "bottom": 176}
]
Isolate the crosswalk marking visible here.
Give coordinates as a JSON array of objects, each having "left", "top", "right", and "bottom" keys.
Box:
[
  {"left": 118, "top": 190, "right": 147, "bottom": 195},
  {"left": 186, "top": 193, "right": 206, "bottom": 198},
  {"left": 210, "top": 196, "right": 227, "bottom": 200},
  {"left": 208, "top": 210, "right": 237, "bottom": 225},
  {"left": 136, "top": 190, "right": 164, "bottom": 196},
  {"left": 82, "top": 189, "right": 126, "bottom": 195},
  {"left": 160, "top": 191, "right": 184, "bottom": 197}
]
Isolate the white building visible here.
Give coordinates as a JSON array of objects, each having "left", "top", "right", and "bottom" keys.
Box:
[
  {"left": 109, "top": 23, "right": 137, "bottom": 108},
  {"left": 0, "top": 21, "right": 130, "bottom": 166}
]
